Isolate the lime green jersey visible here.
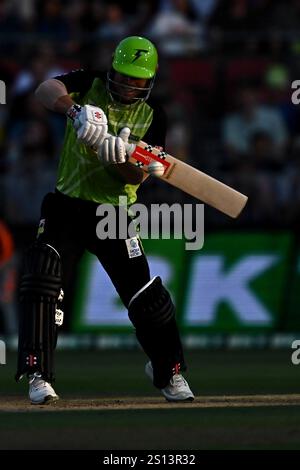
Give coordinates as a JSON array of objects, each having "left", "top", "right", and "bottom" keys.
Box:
[{"left": 55, "top": 71, "right": 165, "bottom": 205}]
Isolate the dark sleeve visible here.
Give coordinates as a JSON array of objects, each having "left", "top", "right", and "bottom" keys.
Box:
[
  {"left": 143, "top": 103, "right": 167, "bottom": 148},
  {"left": 52, "top": 69, "right": 103, "bottom": 96}
]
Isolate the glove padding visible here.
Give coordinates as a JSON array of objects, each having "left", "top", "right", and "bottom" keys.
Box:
[
  {"left": 68, "top": 104, "right": 108, "bottom": 148},
  {"left": 97, "top": 127, "right": 130, "bottom": 165}
]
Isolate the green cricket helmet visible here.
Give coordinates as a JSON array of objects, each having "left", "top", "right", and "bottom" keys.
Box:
[
  {"left": 112, "top": 36, "right": 158, "bottom": 79},
  {"left": 107, "top": 36, "right": 158, "bottom": 103}
]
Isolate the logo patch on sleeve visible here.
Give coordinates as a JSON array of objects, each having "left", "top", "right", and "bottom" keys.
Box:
[{"left": 125, "top": 237, "right": 142, "bottom": 258}]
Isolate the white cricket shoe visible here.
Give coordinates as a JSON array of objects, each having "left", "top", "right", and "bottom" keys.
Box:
[
  {"left": 145, "top": 361, "right": 194, "bottom": 402},
  {"left": 29, "top": 372, "right": 59, "bottom": 405}
]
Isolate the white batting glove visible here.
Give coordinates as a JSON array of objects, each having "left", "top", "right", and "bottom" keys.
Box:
[
  {"left": 66, "top": 104, "right": 108, "bottom": 148},
  {"left": 97, "top": 127, "right": 131, "bottom": 165}
]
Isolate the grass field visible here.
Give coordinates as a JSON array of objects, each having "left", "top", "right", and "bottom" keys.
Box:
[{"left": 0, "top": 349, "right": 300, "bottom": 450}]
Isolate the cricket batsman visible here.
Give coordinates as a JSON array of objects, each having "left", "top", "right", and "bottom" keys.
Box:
[{"left": 15, "top": 36, "right": 194, "bottom": 404}]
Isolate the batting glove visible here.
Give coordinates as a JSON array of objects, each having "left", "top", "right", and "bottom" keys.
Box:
[
  {"left": 97, "top": 127, "right": 131, "bottom": 165},
  {"left": 66, "top": 104, "right": 108, "bottom": 148}
]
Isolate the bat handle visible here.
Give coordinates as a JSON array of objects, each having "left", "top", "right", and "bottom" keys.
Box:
[{"left": 125, "top": 142, "right": 136, "bottom": 157}]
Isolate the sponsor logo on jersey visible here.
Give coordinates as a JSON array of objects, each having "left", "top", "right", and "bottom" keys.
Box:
[{"left": 125, "top": 237, "right": 142, "bottom": 258}]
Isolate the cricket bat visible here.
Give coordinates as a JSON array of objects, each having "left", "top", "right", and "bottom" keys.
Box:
[{"left": 125, "top": 141, "right": 248, "bottom": 218}]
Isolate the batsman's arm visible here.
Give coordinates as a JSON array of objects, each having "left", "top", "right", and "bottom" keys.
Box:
[
  {"left": 35, "top": 79, "right": 75, "bottom": 113},
  {"left": 107, "top": 161, "right": 147, "bottom": 185},
  {"left": 36, "top": 80, "right": 146, "bottom": 185},
  {"left": 35, "top": 70, "right": 99, "bottom": 112},
  {"left": 98, "top": 130, "right": 148, "bottom": 185}
]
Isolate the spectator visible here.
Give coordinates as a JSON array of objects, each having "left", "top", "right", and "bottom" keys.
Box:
[
  {"left": 96, "top": 3, "right": 129, "bottom": 40},
  {"left": 12, "top": 44, "right": 65, "bottom": 96},
  {"left": 223, "top": 156, "right": 277, "bottom": 226},
  {"left": 36, "top": 0, "right": 70, "bottom": 42},
  {"left": 4, "top": 119, "right": 57, "bottom": 224},
  {"left": 0, "top": 0, "right": 25, "bottom": 55},
  {"left": 145, "top": 0, "right": 204, "bottom": 55},
  {"left": 223, "top": 83, "right": 288, "bottom": 158},
  {"left": 67, "top": 0, "right": 103, "bottom": 35}
]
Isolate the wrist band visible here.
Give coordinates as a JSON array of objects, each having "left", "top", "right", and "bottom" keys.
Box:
[{"left": 66, "top": 104, "right": 81, "bottom": 121}]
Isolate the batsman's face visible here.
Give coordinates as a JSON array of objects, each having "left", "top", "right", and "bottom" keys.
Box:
[{"left": 112, "top": 72, "right": 149, "bottom": 103}]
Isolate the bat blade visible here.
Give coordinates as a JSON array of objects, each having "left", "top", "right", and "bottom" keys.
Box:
[{"left": 128, "top": 141, "right": 248, "bottom": 218}]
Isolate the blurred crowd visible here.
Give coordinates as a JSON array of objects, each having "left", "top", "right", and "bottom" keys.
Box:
[{"left": 1, "top": 0, "right": 300, "bottom": 232}]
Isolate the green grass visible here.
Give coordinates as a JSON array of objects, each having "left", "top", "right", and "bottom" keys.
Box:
[
  {"left": 0, "top": 349, "right": 300, "bottom": 449},
  {"left": 1, "top": 407, "right": 300, "bottom": 450},
  {"left": 2, "top": 349, "right": 299, "bottom": 397}
]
